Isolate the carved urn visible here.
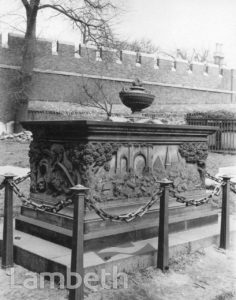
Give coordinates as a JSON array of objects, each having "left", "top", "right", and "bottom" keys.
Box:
[{"left": 119, "top": 79, "right": 155, "bottom": 113}]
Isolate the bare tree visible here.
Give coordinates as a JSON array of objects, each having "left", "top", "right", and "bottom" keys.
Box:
[
  {"left": 79, "top": 78, "right": 116, "bottom": 119},
  {"left": 120, "top": 38, "right": 159, "bottom": 54},
  {"left": 117, "top": 38, "right": 211, "bottom": 64},
  {"left": 14, "top": 0, "right": 118, "bottom": 131},
  {"left": 118, "top": 37, "right": 211, "bottom": 64},
  {"left": 176, "top": 48, "right": 210, "bottom": 63}
]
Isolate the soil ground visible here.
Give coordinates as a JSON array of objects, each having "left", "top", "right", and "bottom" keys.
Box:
[
  {"left": 0, "top": 244, "right": 235, "bottom": 300},
  {"left": 0, "top": 140, "right": 236, "bottom": 299}
]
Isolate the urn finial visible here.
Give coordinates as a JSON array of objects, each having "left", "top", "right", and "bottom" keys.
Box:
[{"left": 119, "top": 78, "right": 155, "bottom": 114}]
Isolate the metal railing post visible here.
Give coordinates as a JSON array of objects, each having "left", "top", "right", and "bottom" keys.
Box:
[
  {"left": 220, "top": 175, "right": 231, "bottom": 249},
  {"left": 2, "top": 173, "right": 15, "bottom": 269},
  {"left": 69, "top": 184, "right": 89, "bottom": 300},
  {"left": 157, "top": 179, "right": 173, "bottom": 272}
]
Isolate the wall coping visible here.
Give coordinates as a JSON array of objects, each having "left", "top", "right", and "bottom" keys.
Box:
[{"left": 0, "top": 63, "right": 234, "bottom": 94}]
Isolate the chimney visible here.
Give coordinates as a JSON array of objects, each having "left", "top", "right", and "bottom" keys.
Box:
[{"left": 214, "top": 43, "right": 224, "bottom": 67}]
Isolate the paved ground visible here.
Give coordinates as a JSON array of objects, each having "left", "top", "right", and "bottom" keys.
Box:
[
  {"left": 0, "top": 243, "right": 235, "bottom": 300},
  {"left": 0, "top": 215, "right": 235, "bottom": 300}
]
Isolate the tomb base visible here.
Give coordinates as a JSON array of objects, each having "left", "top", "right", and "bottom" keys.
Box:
[{"left": 15, "top": 120, "right": 217, "bottom": 251}]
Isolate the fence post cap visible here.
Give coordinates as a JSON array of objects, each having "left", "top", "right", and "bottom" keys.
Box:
[
  {"left": 3, "top": 173, "right": 16, "bottom": 178},
  {"left": 70, "top": 184, "right": 89, "bottom": 193},
  {"left": 221, "top": 174, "right": 232, "bottom": 180},
  {"left": 157, "top": 178, "right": 173, "bottom": 185}
]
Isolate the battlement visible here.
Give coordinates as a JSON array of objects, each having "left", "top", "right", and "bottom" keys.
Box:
[
  {"left": 0, "top": 32, "right": 232, "bottom": 80},
  {"left": 0, "top": 32, "right": 235, "bottom": 124}
]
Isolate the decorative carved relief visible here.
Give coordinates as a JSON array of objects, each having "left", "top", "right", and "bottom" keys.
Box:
[
  {"left": 134, "top": 153, "right": 146, "bottom": 175},
  {"left": 178, "top": 142, "right": 208, "bottom": 188},
  {"left": 68, "top": 142, "right": 119, "bottom": 185},
  {"left": 120, "top": 156, "right": 128, "bottom": 173},
  {"left": 29, "top": 141, "right": 118, "bottom": 198},
  {"left": 94, "top": 171, "right": 161, "bottom": 202},
  {"left": 29, "top": 142, "right": 76, "bottom": 196},
  {"left": 153, "top": 155, "right": 166, "bottom": 180},
  {"left": 29, "top": 140, "right": 208, "bottom": 202},
  {"left": 178, "top": 142, "right": 208, "bottom": 163}
]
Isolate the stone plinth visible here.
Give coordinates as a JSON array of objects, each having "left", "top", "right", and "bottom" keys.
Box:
[{"left": 16, "top": 120, "right": 217, "bottom": 250}]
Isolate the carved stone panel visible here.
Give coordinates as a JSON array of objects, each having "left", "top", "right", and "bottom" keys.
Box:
[
  {"left": 120, "top": 156, "right": 128, "bottom": 173},
  {"left": 134, "top": 154, "right": 146, "bottom": 175},
  {"left": 29, "top": 140, "right": 209, "bottom": 204},
  {"left": 29, "top": 141, "right": 118, "bottom": 202}
]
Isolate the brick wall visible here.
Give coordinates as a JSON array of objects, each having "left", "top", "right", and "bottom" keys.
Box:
[{"left": 0, "top": 33, "right": 235, "bottom": 122}]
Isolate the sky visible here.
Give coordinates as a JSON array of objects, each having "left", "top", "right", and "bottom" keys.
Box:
[{"left": 0, "top": 0, "right": 236, "bottom": 67}]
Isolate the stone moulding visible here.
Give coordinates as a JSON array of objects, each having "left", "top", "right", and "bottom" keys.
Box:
[{"left": 22, "top": 120, "right": 217, "bottom": 142}]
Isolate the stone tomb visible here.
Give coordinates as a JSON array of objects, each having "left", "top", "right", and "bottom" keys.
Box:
[{"left": 16, "top": 120, "right": 217, "bottom": 251}]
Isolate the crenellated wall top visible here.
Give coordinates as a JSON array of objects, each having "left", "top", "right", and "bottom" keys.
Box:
[{"left": 0, "top": 32, "right": 233, "bottom": 78}]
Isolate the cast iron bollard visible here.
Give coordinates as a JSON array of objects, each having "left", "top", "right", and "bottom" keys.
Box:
[
  {"left": 157, "top": 179, "right": 173, "bottom": 272},
  {"left": 220, "top": 175, "right": 231, "bottom": 249},
  {"left": 2, "top": 173, "right": 15, "bottom": 269},
  {"left": 69, "top": 184, "right": 89, "bottom": 300}
]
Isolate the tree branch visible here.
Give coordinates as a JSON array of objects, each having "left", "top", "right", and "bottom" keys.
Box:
[
  {"left": 38, "top": 4, "right": 95, "bottom": 27},
  {"left": 21, "top": 0, "right": 30, "bottom": 11},
  {"left": 38, "top": 0, "right": 118, "bottom": 48},
  {"left": 80, "top": 78, "right": 114, "bottom": 118},
  {"left": 84, "top": 0, "right": 115, "bottom": 10}
]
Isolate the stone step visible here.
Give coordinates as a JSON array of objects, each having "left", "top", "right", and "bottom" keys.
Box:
[
  {"left": 19, "top": 200, "right": 215, "bottom": 231},
  {"left": 2, "top": 215, "right": 236, "bottom": 281},
  {"left": 15, "top": 209, "right": 219, "bottom": 251}
]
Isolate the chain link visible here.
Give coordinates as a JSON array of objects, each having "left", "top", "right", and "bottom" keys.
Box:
[
  {"left": 13, "top": 172, "right": 31, "bottom": 185},
  {"left": 0, "top": 178, "right": 6, "bottom": 190},
  {"left": 9, "top": 179, "right": 73, "bottom": 213},
  {"left": 0, "top": 172, "right": 72, "bottom": 213},
  {"left": 204, "top": 170, "right": 223, "bottom": 184},
  {"left": 174, "top": 178, "right": 222, "bottom": 207},
  {"left": 0, "top": 172, "right": 31, "bottom": 190},
  {"left": 230, "top": 182, "right": 236, "bottom": 194},
  {"left": 204, "top": 170, "right": 236, "bottom": 194},
  {"left": 85, "top": 188, "right": 163, "bottom": 223}
]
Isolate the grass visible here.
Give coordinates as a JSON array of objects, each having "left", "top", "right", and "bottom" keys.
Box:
[{"left": 213, "top": 292, "right": 235, "bottom": 300}]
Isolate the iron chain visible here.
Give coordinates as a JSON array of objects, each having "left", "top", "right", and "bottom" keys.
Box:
[
  {"left": 204, "top": 170, "right": 236, "bottom": 194},
  {"left": 2, "top": 169, "right": 236, "bottom": 218},
  {"left": 85, "top": 188, "right": 163, "bottom": 223},
  {"left": 0, "top": 172, "right": 31, "bottom": 190},
  {"left": 13, "top": 172, "right": 31, "bottom": 185},
  {"left": 1, "top": 172, "right": 163, "bottom": 219},
  {"left": 9, "top": 179, "right": 73, "bottom": 213},
  {"left": 174, "top": 176, "right": 223, "bottom": 207}
]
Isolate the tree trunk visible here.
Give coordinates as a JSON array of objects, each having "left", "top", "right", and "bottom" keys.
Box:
[{"left": 15, "top": 0, "right": 39, "bottom": 132}]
